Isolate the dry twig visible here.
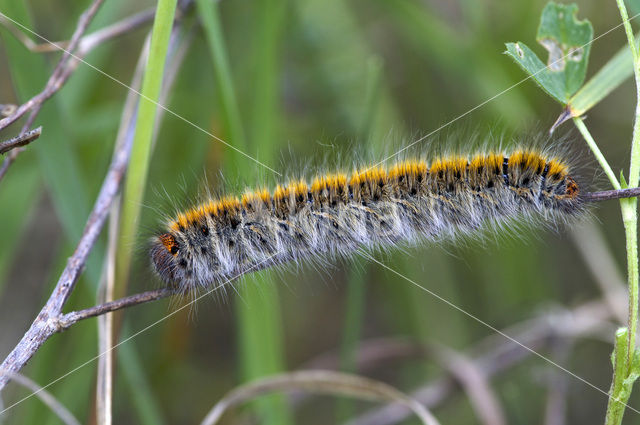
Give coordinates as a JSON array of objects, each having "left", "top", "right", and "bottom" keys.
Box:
[
  {"left": 543, "top": 341, "right": 572, "bottom": 425},
  {"left": 59, "top": 288, "right": 175, "bottom": 330},
  {"left": 0, "top": 7, "right": 156, "bottom": 54},
  {"left": 200, "top": 370, "right": 441, "bottom": 425},
  {"left": 429, "top": 344, "right": 506, "bottom": 425},
  {"left": 0, "top": 0, "right": 105, "bottom": 182},
  {"left": 0, "top": 0, "right": 105, "bottom": 132},
  {"left": 0, "top": 127, "right": 41, "bottom": 154}
]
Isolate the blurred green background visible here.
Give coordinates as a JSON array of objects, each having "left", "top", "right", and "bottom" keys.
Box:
[{"left": 0, "top": 0, "right": 638, "bottom": 423}]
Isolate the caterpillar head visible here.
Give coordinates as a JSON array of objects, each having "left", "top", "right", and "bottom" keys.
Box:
[{"left": 150, "top": 232, "right": 187, "bottom": 286}]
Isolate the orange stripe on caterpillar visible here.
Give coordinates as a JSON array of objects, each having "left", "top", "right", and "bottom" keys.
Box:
[{"left": 152, "top": 150, "right": 583, "bottom": 291}]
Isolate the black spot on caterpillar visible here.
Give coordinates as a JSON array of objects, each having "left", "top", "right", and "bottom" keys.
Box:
[{"left": 150, "top": 149, "right": 583, "bottom": 291}]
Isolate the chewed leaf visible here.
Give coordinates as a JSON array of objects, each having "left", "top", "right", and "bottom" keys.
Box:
[
  {"left": 505, "top": 1, "right": 593, "bottom": 104},
  {"left": 537, "top": 2, "right": 593, "bottom": 95}
]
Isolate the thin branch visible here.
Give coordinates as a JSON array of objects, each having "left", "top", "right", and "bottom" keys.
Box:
[
  {"left": 0, "top": 0, "right": 105, "bottom": 132},
  {"left": 78, "top": 8, "right": 156, "bottom": 54},
  {"left": 583, "top": 187, "right": 640, "bottom": 201},
  {"left": 0, "top": 126, "right": 41, "bottom": 154},
  {"left": 60, "top": 289, "right": 174, "bottom": 329},
  {"left": 0, "top": 96, "right": 51, "bottom": 185},
  {"left": 0, "top": 7, "right": 156, "bottom": 54},
  {"left": 0, "top": 108, "right": 40, "bottom": 181}
]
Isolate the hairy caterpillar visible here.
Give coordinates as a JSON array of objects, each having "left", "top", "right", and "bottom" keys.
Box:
[{"left": 150, "top": 149, "right": 582, "bottom": 291}]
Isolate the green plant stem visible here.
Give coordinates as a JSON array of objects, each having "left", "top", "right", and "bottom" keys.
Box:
[
  {"left": 606, "top": 329, "right": 630, "bottom": 425},
  {"left": 620, "top": 0, "right": 640, "bottom": 190},
  {"left": 617, "top": 0, "right": 639, "bottom": 63},
  {"left": 605, "top": 2, "right": 640, "bottom": 424},
  {"left": 572, "top": 117, "right": 621, "bottom": 190},
  {"left": 618, "top": 0, "right": 640, "bottom": 368},
  {"left": 622, "top": 202, "right": 639, "bottom": 363}
]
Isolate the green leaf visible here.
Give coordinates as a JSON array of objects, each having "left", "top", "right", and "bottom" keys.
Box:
[
  {"left": 505, "top": 42, "right": 566, "bottom": 103},
  {"left": 537, "top": 2, "right": 593, "bottom": 94},
  {"left": 505, "top": 2, "right": 593, "bottom": 104}
]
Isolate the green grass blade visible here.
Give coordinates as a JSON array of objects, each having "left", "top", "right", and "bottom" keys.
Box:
[
  {"left": 336, "top": 58, "right": 382, "bottom": 422},
  {"left": 196, "top": 0, "right": 247, "bottom": 160},
  {"left": 116, "top": 0, "right": 177, "bottom": 297},
  {"left": 196, "top": 1, "right": 290, "bottom": 422},
  {"left": 119, "top": 332, "right": 166, "bottom": 425},
  {"left": 237, "top": 273, "right": 290, "bottom": 425},
  {"left": 234, "top": 1, "right": 291, "bottom": 424}
]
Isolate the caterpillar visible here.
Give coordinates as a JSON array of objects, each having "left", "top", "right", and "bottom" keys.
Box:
[{"left": 150, "top": 149, "right": 583, "bottom": 291}]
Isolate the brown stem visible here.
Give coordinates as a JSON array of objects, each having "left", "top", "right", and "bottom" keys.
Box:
[
  {"left": 0, "top": 126, "right": 42, "bottom": 154},
  {"left": 0, "top": 106, "right": 47, "bottom": 181},
  {"left": 59, "top": 288, "right": 175, "bottom": 329},
  {"left": 583, "top": 187, "right": 640, "bottom": 201}
]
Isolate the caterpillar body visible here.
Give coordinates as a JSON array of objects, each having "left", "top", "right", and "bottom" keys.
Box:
[{"left": 150, "top": 149, "right": 582, "bottom": 291}]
